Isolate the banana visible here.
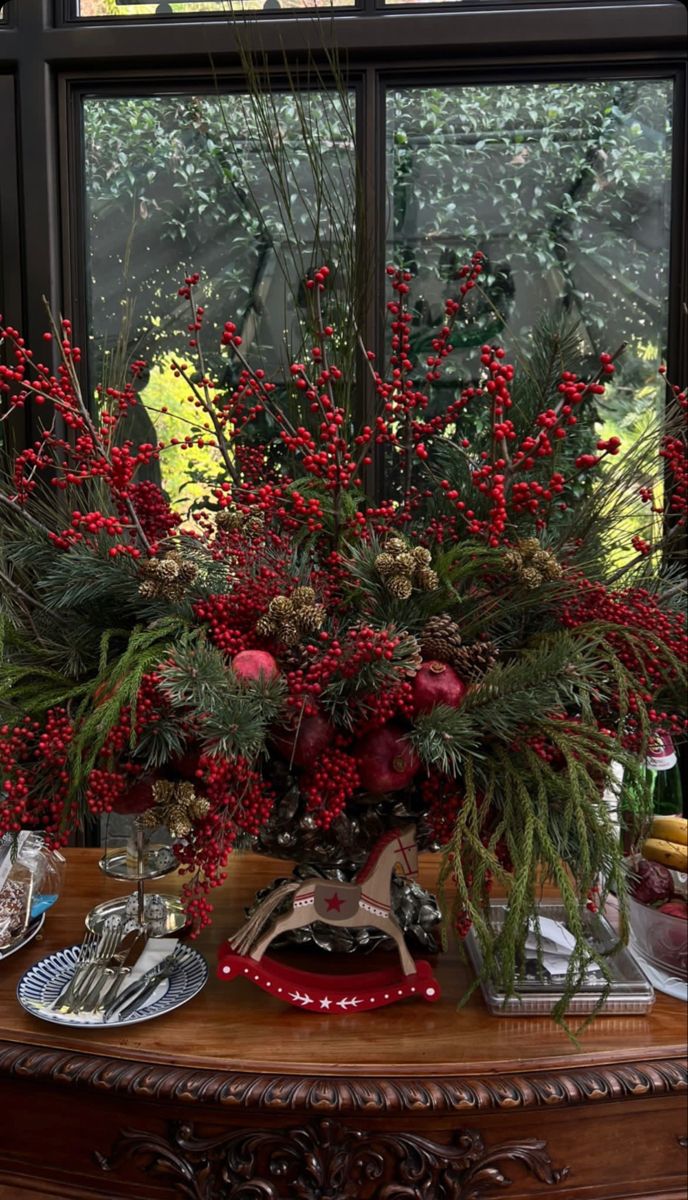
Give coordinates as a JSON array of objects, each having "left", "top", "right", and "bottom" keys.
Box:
[
  {"left": 642, "top": 838, "right": 688, "bottom": 872},
  {"left": 650, "top": 815, "right": 688, "bottom": 847}
]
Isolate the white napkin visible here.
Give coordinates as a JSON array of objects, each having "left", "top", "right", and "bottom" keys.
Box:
[
  {"left": 524, "top": 917, "right": 603, "bottom": 981},
  {"left": 525, "top": 916, "right": 577, "bottom": 957},
  {"left": 118, "top": 936, "right": 179, "bottom": 994}
]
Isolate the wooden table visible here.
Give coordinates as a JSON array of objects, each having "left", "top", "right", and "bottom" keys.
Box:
[{"left": 0, "top": 850, "right": 686, "bottom": 1199}]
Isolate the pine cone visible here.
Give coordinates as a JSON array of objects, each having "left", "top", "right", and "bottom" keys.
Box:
[
  {"left": 244, "top": 511, "right": 265, "bottom": 535},
  {"left": 291, "top": 586, "right": 316, "bottom": 607},
  {"left": 255, "top": 614, "right": 273, "bottom": 638},
  {"left": 280, "top": 619, "right": 302, "bottom": 646},
  {"left": 167, "top": 805, "right": 192, "bottom": 838},
  {"left": 452, "top": 639, "right": 499, "bottom": 681},
  {"left": 138, "top": 553, "right": 196, "bottom": 602},
  {"left": 532, "top": 549, "right": 563, "bottom": 581},
  {"left": 503, "top": 539, "right": 562, "bottom": 589},
  {"left": 298, "top": 604, "right": 326, "bottom": 634},
  {"left": 416, "top": 566, "right": 439, "bottom": 592},
  {"left": 190, "top": 795, "right": 210, "bottom": 821},
  {"left": 374, "top": 552, "right": 397, "bottom": 578},
  {"left": 215, "top": 508, "right": 244, "bottom": 533},
  {"left": 520, "top": 567, "right": 542, "bottom": 590},
  {"left": 420, "top": 614, "right": 463, "bottom": 663},
  {"left": 395, "top": 551, "right": 417, "bottom": 575},
  {"left": 152, "top": 779, "right": 176, "bottom": 807},
  {"left": 387, "top": 574, "right": 414, "bottom": 600}
]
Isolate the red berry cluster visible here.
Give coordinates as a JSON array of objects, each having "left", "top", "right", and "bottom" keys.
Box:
[
  {"left": 301, "top": 748, "right": 361, "bottom": 829},
  {"left": 0, "top": 314, "right": 181, "bottom": 560},
  {"left": 352, "top": 681, "right": 415, "bottom": 734},
  {"left": 561, "top": 579, "right": 688, "bottom": 746},
  {"left": 420, "top": 771, "right": 464, "bottom": 846},
  {"left": 0, "top": 709, "right": 75, "bottom": 844}
]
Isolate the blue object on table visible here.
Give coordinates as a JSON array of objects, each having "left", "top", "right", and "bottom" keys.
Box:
[{"left": 30, "top": 894, "right": 58, "bottom": 918}]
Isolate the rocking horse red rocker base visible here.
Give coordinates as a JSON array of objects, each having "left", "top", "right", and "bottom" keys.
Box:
[{"left": 217, "top": 826, "right": 441, "bottom": 1013}]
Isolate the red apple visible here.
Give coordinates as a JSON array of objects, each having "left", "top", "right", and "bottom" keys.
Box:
[
  {"left": 630, "top": 858, "right": 674, "bottom": 906},
  {"left": 659, "top": 901, "right": 688, "bottom": 920},
  {"left": 232, "top": 649, "right": 279, "bottom": 683},
  {"left": 412, "top": 660, "right": 467, "bottom": 715},
  {"left": 356, "top": 723, "right": 420, "bottom": 794},
  {"left": 270, "top": 711, "right": 335, "bottom": 769}
]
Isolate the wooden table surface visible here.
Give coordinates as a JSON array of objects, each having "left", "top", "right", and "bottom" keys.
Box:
[
  {"left": 0, "top": 848, "right": 685, "bottom": 1077},
  {"left": 1, "top": 849, "right": 686, "bottom": 1200}
]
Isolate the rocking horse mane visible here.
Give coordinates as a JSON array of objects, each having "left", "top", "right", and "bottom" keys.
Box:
[{"left": 355, "top": 828, "right": 407, "bottom": 884}]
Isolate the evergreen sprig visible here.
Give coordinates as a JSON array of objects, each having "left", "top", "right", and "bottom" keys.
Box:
[
  {"left": 158, "top": 639, "right": 287, "bottom": 761},
  {"left": 320, "top": 627, "right": 420, "bottom": 728},
  {"left": 67, "top": 617, "right": 188, "bottom": 794},
  {"left": 439, "top": 735, "right": 627, "bottom": 1039},
  {"left": 411, "top": 632, "right": 606, "bottom": 773}
]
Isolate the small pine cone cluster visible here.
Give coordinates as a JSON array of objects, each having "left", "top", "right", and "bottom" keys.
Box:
[
  {"left": 139, "top": 552, "right": 197, "bottom": 602},
  {"left": 420, "top": 614, "right": 463, "bottom": 663},
  {"left": 375, "top": 538, "right": 438, "bottom": 600},
  {"left": 503, "top": 538, "right": 563, "bottom": 589},
  {"left": 142, "top": 779, "right": 210, "bottom": 839},
  {"left": 215, "top": 507, "right": 265, "bottom": 536},
  {"left": 451, "top": 639, "right": 499, "bottom": 682},
  {"left": 255, "top": 586, "right": 326, "bottom": 646}
]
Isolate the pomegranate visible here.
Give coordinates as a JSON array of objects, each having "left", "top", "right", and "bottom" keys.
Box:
[
  {"left": 271, "top": 711, "right": 335, "bottom": 769},
  {"left": 629, "top": 857, "right": 674, "bottom": 906},
  {"left": 232, "top": 649, "right": 279, "bottom": 683},
  {"left": 412, "top": 660, "right": 467, "bottom": 715},
  {"left": 172, "top": 749, "right": 202, "bottom": 781},
  {"left": 113, "top": 779, "right": 155, "bottom": 816},
  {"left": 356, "top": 723, "right": 420, "bottom": 794}
]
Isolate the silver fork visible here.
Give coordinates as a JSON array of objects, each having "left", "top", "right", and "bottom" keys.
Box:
[
  {"left": 48, "top": 930, "right": 99, "bottom": 1011},
  {"left": 104, "top": 944, "right": 193, "bottom": 1021},
  {"left": 94, "top": 928, "right": 147, "bottom": 1012},
  {"left": 68, "top": 922, "right": 124, "bottom": 1014}
]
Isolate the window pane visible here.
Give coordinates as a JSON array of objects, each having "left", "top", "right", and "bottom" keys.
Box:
[
  {"left": 77, "top": 0, "right": 354, "bottom": 18},
  {"left": 83, "top": 91, "right": 356, "bottom": 507},
  {"left": 386, "top": 78, "right": 672, "bottom": 450},
  {"left": 384, "top": 0, "right": 646, "bottom": 5}
]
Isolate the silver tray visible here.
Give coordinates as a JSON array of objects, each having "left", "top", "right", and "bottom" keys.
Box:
[
  {"left": 465, "top": 901, "right": 655, "bottom": 1016},
  {"left": 0, "top": 913, "right": 45, "bottom": 961}
]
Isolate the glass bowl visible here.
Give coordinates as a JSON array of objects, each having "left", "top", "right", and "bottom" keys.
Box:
[{"left": 628, "top": 895, "right": 688, "bottom": 981}]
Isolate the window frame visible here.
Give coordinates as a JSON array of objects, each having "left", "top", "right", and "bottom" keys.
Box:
[{"left": 0, "top": 0, "right": 685, "bottom": 410}]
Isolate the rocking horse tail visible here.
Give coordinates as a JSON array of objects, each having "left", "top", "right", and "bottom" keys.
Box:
[{"left": 228, "top": 879, "right": 301, "bottom": 956}]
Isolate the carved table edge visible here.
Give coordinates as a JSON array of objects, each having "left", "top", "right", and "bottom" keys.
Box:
[{"left": 0, "top": 1041, "right": 686, "bottom": 1115}]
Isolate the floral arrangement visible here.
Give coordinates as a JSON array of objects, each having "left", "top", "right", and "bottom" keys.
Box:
[{"left": 1, "top": 253, "right": 686, "bottom": 1015}]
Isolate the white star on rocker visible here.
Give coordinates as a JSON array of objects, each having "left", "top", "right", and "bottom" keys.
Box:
[{"left": 319, "top": 996, "right": 332, "bottom": 1009}]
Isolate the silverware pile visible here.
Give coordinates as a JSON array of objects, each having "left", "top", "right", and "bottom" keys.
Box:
[{"left": 50, "top": 919, "right": 149, "bottom": 1017}]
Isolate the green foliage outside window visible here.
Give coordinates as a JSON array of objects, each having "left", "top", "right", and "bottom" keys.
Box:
[{"left": 83, "top": 77, "right": 672, "bottom": 520}]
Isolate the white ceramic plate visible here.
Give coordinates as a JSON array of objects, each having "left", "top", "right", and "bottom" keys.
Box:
[{"left": 17, "top": 942, "right": 208, "bottom": 1027}]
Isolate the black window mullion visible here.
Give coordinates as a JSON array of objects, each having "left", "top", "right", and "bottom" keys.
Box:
[
  {"left": 0, "top": 74, "right": 21, "bottom": 332},
  {"left": 13, "top": 1, "right": 62, "bottom": 363},
  {"left": 668, "top": 63, "right": 687, "bottom": 388}
]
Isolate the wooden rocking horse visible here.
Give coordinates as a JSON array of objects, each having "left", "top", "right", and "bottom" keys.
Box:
[{"left": 217, "top": 825, "right": 441, "bottom": 1012}]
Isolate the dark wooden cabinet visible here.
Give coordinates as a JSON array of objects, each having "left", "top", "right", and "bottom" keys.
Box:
[{"left": 1, "top": 851, "right": 686, "bottom": 1199}]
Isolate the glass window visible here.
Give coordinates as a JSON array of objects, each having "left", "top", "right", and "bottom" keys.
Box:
[
  {"left": 386, "top": 78, "right": 673, "bottom": 436},
  {"left": 77, "top": 0, "right": 355, "bottom": 18},
  {"left": 83, "top": 90, "right": 356, "bottom": 507}
]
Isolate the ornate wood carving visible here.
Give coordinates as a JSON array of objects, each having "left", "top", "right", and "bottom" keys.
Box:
[
  {"left": 96, "top": 1117, "right": 569, "bottom": 1199},
  {"left": 1, "top": 1041, "right": 685, "bottom": 1116}
]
